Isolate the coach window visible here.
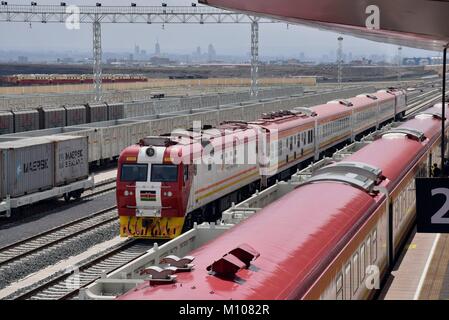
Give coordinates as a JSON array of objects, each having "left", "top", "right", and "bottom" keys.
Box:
[
  {"left": 360, "top": 244, "right": 366, "bottom": 283},
  {"left": 336, "top": 273, "right": 343, "bottom": 300},
  {"left": 353, "top": 253, "right": 359, "bottom": 294},
  {"left": 372, "top": 230, "right": 378, "bottom": 263},
  {"left": 344, "top": 263, "right": 352, "bottom": 300},
  {"left": 297, "top": 134, "right": 300, "bottom": 147},
  {"left": 366, "top": 236, "right": 371, "bottom": 271},
  {"left": 278, "top": 141, "right": 282, "bottom": 157}
]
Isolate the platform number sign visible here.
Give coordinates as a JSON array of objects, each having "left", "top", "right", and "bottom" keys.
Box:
[{"left": 416, "top": 178, "right": 449, "bottom": 233}]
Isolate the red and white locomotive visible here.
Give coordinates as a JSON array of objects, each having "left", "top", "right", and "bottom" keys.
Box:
[
  {"left": 117, "top": 88, "right": 407, "bottom": 239},
  {"left": 118, "top": 102, "right": 449, "bottom": 300}
]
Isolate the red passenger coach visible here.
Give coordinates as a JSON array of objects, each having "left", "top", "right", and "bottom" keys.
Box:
[{"left": 118, "top": 103, "right": 449, "bottom": 300}]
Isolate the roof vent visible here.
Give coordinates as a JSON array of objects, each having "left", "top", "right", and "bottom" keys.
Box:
[
  {"left": 140, "top": 136, "right": 176, "bottom": 147},
  {"left": 417, "top": 110, "right": 445, "bottom": 120},
  {"left": 228, "top": 244, "right": 260, "bottom": 267},
  {"left": 305, "top": 161, "right": 383, "bottom": 193},
  {"left": 361, "top": 94, "right": 378, "bottom": 100},
  {"left": 160, "top": 255, "right": 195, "bottom": 272},
  {"left": 314, "top": 161, "right": 383, "bottom": 183},
  {"left": 327, "top": 99, "right": 353, "bottom": 107},
  {"left": 207, "top": 244, "right": 260, "bottom": 277},
  {"left": 140, "top": 266, "right": 177, "bottom": 284},
  {"left": 382, "top": 128, "right": 425, "bottom": 141},
  {"left": 292, "top": 107, "right": 317, "bottom": 117},
  {"left": 207, "top": 254, "right": 246, "bottom": 276}
]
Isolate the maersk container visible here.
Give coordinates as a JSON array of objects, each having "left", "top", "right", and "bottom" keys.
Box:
[
  {"left": 0, "top": 111, "right": 14, "bottom": 135},
  {"left": 2, "top": 126, "right": 101, "bottom": 164},
  {"left": 65, "top": 105, "right": 87, "bottom": 126},
  {"left": 106, "top": 102, "right": 125, "bottom": 120},
  {"left": 12, "top": 109, "right": 39, "bottom": 133},
  {"left": 38, "top": 107, "right": 67, "bottom": 129},
  {"left": 47, "top": 135, "right": 89, "bottom": 186},
  {"left": 86, "top": 103, "right": 108, "bottom": 123},
  {"left": 0, "top": 138, "right": 54, "bottom": 198}
]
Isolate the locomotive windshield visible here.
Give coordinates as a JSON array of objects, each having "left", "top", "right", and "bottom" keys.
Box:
[
  {"left": 151, "top": 164, "right": 178, "bottom": 182},
  {"left": 120, "top": 164, "right": 148, "bottom": 182}
]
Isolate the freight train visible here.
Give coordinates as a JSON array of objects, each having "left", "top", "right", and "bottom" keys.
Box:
[
  {"left": 0, "top": 86, "right": 368, "bottom": 166},
  {"left": 116, "top": 88, "right": 408, "bottom": 239},
  {"left": 0, "top": 74, "right": 148, "bottom": 86},
  {"left": 0, "top": 135, "right": 93, "bottom": 217},
  {"left": 118, "top": 102, "right": 448, "bottom": 300},
  {"left": 0, "top": 85, "right": 305, "bottom": 135}
]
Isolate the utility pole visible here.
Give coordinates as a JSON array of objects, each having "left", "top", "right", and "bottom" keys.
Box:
[
  {"left": 397, "top": 46, "right": 402, "bottom": 83},
  {"left": 250, "top": 17, "right": 260, "bottom": 97},
  {"left": 337, "top": 36, "right": 343, "bottom": 88},
  {"left": 93, "top": 15, "right": 102, "bottom": 102}
]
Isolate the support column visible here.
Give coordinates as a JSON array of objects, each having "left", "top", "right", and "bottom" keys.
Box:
[
  {"left": 250, "top": 17, "right": 259, "bottom": 97},
  {"left": 337, "top": 36, "right": 343, "bottom": 88},
  {"left": 93, "top": 17, "right": 102, "bottom": 102},
  {"left": 397, "top": 46, "right": 402, "bottom": 83},
  {"left": 441, "top": 46, "right": 447, "bottom": 176}
]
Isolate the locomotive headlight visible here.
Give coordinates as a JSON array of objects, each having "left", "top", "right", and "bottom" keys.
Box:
[
  {"left": 146, "top": 147, "right": 155, "bottom": 157},
  {"left": 124, "top": 190, "right": 129, "bottom": 196},
  {"left": 167, "top": 191, "right": 173, "bottom": 197}
]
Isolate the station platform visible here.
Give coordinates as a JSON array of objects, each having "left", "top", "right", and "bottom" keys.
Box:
[
  {"left": 93, "top": 169, "right": 117, "bottom": 185},
  {"left": 379, "top": 228, "right": 449, "bottom": 300}
]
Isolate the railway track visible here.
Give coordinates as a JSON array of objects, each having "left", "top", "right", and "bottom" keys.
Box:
[
  {"left": 404, "top": 88, "right": 445, "bottom": 118},
  {"left": 13, "top": 239, "right": 157, "bottom": 300},
  {"left": 0, "top": 206, "right": 118, "bottom": 269}
]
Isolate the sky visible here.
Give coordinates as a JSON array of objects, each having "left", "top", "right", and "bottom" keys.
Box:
[{"left": 0, "top": 0, "right": 439, "bottom": 59}]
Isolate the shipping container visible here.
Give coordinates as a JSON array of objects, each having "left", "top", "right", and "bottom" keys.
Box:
[
  {"left": 46, "top": 135, "right": 89, "bottom": 186},
  {"left": 64, "top": 105, "right": 87, "bottom": 126},
  {"left": 2, "top": 126, "right": 101, "bottom": 163},
  {"left": 0, "top": 137, "right": 55, "bottom": 198},
  {"left": 38, "top": 107, "right": 66, "bottom": 129},
  {"left": 153, "top": 98, "right": 182, "bottom": 114},
  {"left": 12, "top": 109, "right": 39, "bottom": 133},
  {"left": 123, "top": 100, "right": 154, "bottom": 118},
  {"left": 106, "top": 102, "right": 125, "bottom": 120},
  {"left": 180, "top": 96, "right": 202, "bottom": 111},
  {"left": 201, "top": 94, "right": 220, "bottom": 108},
  {"left": 86, "top": 103, "right": 108, "bottom": 123},
  {"left": 0, "top": 111, "right": 14, "bottom": 135}
]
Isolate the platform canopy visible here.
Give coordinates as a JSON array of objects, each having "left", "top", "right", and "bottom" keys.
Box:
[{"left": 199, "top": 0, "right": 449, "bottom": 51}]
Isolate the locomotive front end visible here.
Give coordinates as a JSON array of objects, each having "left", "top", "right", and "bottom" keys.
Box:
[{"left": 117, "top": 136, "right": 191, "bottom": 239}]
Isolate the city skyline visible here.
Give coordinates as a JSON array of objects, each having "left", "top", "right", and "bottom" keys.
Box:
[{"left": 0, "top": 0, "right": 439, "bottom": 61}]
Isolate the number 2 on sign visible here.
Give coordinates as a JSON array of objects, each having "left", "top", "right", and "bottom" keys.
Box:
[{"left": 431, "top": 188, "right": 449, "bottom": 224}]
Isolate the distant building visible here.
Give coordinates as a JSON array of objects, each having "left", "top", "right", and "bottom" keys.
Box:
[
  {"left": 17, "top": 56, "right": 28, "bottom": 63},
  {"left": 150, "top": 56, "right": 172, "bottom": 65},
  {"left": 154, "top": 40, "right": 161, "bottom": 57},
  {"left": 402, "top": 57, "right": 431, "bottom": 65},
  {"left": 208, "top": 44, "right": 216, "bottom": 62},
  {"left": 134, "top": 44, "right": 140, "bottom": 56}
]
